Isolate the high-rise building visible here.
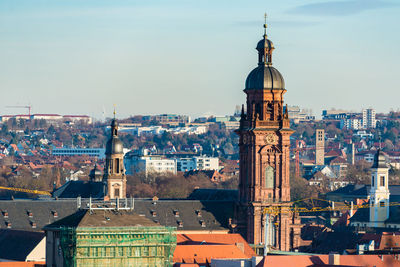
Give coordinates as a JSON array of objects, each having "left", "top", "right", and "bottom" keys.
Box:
[
  {"left": 236, "top": 20, "right": 300, "bottom": 251},
  {"left": 362, "top": 108, "right": 376, "bottom": 129},
  {"left": 315, "top": 129, "right": 325, "bottom": 165},
  {"left": 103, "top": 118, "right": 127, "bottom": 199}
]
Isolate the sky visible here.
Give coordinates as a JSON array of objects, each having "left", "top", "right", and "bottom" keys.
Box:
[{"left": 0, "top": 0, "right": 399, "bottom": 120}]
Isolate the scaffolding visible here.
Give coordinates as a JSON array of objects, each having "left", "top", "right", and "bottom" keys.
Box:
[{"left": 60, "top": 226, "right": 176, "bottom": 267}]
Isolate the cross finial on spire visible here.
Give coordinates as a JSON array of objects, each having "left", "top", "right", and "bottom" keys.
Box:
[
  {"left": 113, "top": 104, "right": 116, "bottom": 119},
  {"left": 264, "top": 13, "right": 268, "bottom": 36}
]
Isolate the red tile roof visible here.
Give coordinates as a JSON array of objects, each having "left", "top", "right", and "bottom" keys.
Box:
[
  {"left": 258, "top": 254, "right": 400, "bottom": 267},
  {"left": 177, "top": 233, "right": 256, "bottom": 258},
  {"left": 173, "top": 245, "right": 248, "bottom": 264}
]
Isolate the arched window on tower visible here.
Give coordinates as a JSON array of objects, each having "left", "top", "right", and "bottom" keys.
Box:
[
  {"left": 380, "top": 176, "right": 385, "bottom": 187},
  {"left": 372, "top": 175, "right": 374, "bottom": 187},
  {"left": 116, "top": 158, "right": 120, "bottom": 173},
  {"left": 265, "top": 166, "right": 274, "bottom": 189}
]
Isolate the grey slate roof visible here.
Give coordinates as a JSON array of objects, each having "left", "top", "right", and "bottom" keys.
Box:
[
  {"left": 327, "top": 184, "right": 400, "bottom": 202},
  {"left": 188, "top": 189, "right": 238, "bottom": 201},
  {"left": 350, "top": 205, "right": 400, "bottom": 224},
  {"left": 0, "top": 229, "right": 44, "bottom": 261},
  {"left": 0, "top": 199, "right": 78, "bottom": 231},
  {"left": 44, "top": 209, "right": 160, "bottom": 230},
  {"left": 52, "top": 181, "right": 104, "bottom": 198},
  {"left": 0, "top": 198, "right": 234, "bottom": 232}
]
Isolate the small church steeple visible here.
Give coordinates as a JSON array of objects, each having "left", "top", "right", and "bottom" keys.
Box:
[
  {"left": 256, "top": 13, "right": 275, "bottom": 65},
  {"left": 103, "top": 110, "right": 126, "bottom": 199},
  {"left": 369, "top": 149, "right": 390, "bottom": 227}
]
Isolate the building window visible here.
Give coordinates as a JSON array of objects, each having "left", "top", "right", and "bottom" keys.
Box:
[
  {"left": 372, "top": 176, "right": 374, "bottom": 187},
  {"left": 114, "top": 188, "right": 120, "bottom": 198},
  {"left": 265, "top": 166, "right": 274, "bottom": 189},
  {"left": 116, "top": 158, "right": 120, "bottom": 173},
  {"left": 380, "top": 201, "right": 385, "bottom": 207},
  {"left": 380, "top": 176, "right": 385, "bottom": 187}
]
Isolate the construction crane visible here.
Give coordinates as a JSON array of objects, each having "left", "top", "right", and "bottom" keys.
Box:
[
  {"left": 262, "top": 197, "right": 400, "bottom": 253},
  {"left": 0, "top": 186, "right": 51, "bottom": 196},
  {"left": 6, "top": 105, "right": 32, "bottom": 118}
]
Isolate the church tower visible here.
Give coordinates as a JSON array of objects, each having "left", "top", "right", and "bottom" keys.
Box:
[
  {"left": 369, "top": 149, "right": 390, "bottom": 227},
  {"left": 236, "top": 17, "right": 300, "bottom": 251},
  {"left": 103, "top": 117, "right": 127, "bottom": 199}
]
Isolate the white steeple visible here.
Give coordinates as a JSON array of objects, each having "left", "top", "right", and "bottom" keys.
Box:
[{"left": 369, "top": 149, "right": 390, "bottom": 227}]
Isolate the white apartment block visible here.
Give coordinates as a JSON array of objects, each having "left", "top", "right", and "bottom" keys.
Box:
[
  {"left": 362, "top": 108, "right": 376, "bottom": 129},
  {"left": 340, "top": 118, "right": 362, "bottom": 130},
  {"left": 124, "top": 155, "right": 177, "bottom": 176},
  {"left": 176, "top": 156, "right": 219, "bottom": 172}
]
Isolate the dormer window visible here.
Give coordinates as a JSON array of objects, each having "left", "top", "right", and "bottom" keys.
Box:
[
  {"left": 173, "top": 210, "right": 180, "bottom": 217},
  {"left": 27, "top": 211, "right": 33, "bottom": 218},
  {"left": 6, "top": 222, "right": 11, "bottom": 228},
  {"left": 31, "top": 222, "right": 37, "bottom": 229},
  {"left": 151, "top": 210, "right": 157, "bottom": 217},
  {"left": 196, "top": 210, "right": 202, "bottom": 217},
  {"left": 200, "top": 220, "right": 206, "bottom": 228},
  {"left": 177, "top": 220, "right": 183, "bottom": 228},
  {"left": 2, "top": 211, "right": 8, "bottom": 218},
  {"left": 52, "top": 211, "right": 58, "bottom": 218}
]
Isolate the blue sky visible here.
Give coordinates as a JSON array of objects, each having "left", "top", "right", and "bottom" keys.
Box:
[{"left": 0, "top": 0, "right": 399, "bottom": 120}]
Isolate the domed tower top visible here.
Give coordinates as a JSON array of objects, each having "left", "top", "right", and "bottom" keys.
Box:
[
  {"left": 245, "top": 14, "right": 285, "bottom": 91},
  {"left": 106, "top": 113, "right": 124, "bottom": 155},
  {"left": 257, "top": 13, "right": 275, "bottom": 65},
  {"left": 89, "top": 164, "right": 102, "bottom": 182},
  {"left": 372, "top": 149, "right": 388, "bottom": 169}
]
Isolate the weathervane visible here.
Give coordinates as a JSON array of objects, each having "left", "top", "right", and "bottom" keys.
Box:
[{"left": 264, "top": 13, "right": 268, "bottom": 36}]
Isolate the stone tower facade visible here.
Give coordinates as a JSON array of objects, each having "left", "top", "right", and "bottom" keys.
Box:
[
  {"left": 236, "top": 21, "right": 300, "bottom": 251},
  {"left": 315, "top": 129, "right": 325, "bottom": 165},
  {"left": 369, "top": 149, "right": 390, "bottom": 227},
  {"left": 103, "top": 118, "right": 127, "bottom": 199}
]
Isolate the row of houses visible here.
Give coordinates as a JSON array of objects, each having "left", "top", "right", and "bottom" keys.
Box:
[{"left": 0, "top": 114, "right": 92, "bottom": 124}]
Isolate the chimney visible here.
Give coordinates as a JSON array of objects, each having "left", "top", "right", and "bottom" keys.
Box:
[
  {"left": 329, "top": 253, "right": 340, "bottom": 265},
  {"left": 177, "top": 220, "right": 183, "bottom": 228}
]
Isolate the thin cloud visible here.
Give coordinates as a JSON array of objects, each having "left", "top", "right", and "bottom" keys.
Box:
[{"left": 289, "top": 0, "right": 398, "bottom": 16}]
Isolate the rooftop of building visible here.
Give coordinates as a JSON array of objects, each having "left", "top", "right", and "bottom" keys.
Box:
[
  {"left": 0, "top": 197, "right": 234, "bottom": 232},
  {"left": 0, "top": 229, "right": 44, "bottom": 261},
  {"left": 258, "top": 254, "right": 400, "bottom": 267},
  {"left": 44, "top": 209, "right": 160, "bottom": 229},
  {"left": 177, "top": 233, "right": 256, "bottom": 258}
]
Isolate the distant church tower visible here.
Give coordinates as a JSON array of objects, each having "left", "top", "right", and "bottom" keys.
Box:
[
  {"left": 103, "top": 117, "right": 127, "bottom": 199},
  {"left": 236, "top": 17, "right": 300, "bottom": 251},
  {"left": 315, "top": 129, "right": 325, "bottom": 165},
  {"left": 369, "top": 149, "right": 390, "bottom": 227}
]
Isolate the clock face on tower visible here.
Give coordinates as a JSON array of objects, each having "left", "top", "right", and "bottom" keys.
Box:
[{"left": 265, "top": 133, "right": 276, "bottom": 144}]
